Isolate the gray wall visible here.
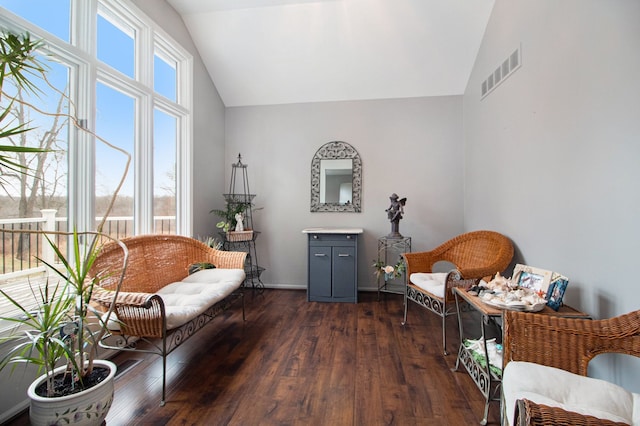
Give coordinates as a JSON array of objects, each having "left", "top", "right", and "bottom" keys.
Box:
[
  {"left": 224, "top": 96, "right": 464, "bottom": 291},
  {"left": 463, "top": 0, "right": 640, "bottom": 391}
]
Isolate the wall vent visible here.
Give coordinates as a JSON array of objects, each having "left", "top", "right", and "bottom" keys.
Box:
[{"left": 481, "top": 46, "right": 521, "bottom": 99}]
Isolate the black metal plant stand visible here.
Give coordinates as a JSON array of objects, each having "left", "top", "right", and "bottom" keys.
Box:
[{"left": 220, "top": 154, "right": 265, "bottom": 289}]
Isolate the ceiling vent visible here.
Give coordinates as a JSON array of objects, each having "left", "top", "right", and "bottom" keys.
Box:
[{"left": 481, "top": 46, "right": 521, "bottom": 99}]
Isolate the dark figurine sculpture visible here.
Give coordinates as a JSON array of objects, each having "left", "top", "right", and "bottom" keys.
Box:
[{"left": 385, "top": 193, "right": 407, "bottom": 238}]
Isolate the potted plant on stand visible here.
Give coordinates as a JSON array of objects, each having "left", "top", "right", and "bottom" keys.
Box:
[{"left": 0, "top": 31, "right": 130, "bottom": 425}]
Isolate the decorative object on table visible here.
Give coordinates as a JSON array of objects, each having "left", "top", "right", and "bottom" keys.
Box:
[
  {"left": 234, "top": 212, "right": 244, "bottom": 232},
  {"left": 545, "top": 273, "right": 569, "bottom": 311},
  {"left": 372, "top": 258, "right": 406, "bottom": 281},
  {"left": 512, "top": 264, "right": 553, "bottom": 296},
  {"left": 510, "top": 264, "right": 569, "bottom": 311},
  {"left": 385, "top": 193, "right": 407, "bottom": 238},
  {"left": 478, "top": 273, "right": 548, "bottom": 312}
]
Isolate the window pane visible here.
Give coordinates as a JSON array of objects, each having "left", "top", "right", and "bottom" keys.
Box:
[
  {"left": 0, "top": 54, "right": 69, "bottom": 274},
  {"left": 153, "top": 109, "right": 176, "bottom": 234},
  {"left": 154, "top": 53, "right": 176, "bottom": 101},
  {"left": 97, "top": 13, "right": 134, "bottom": 78},
  {"left": 95, "top": 82, "right": 134, "bottom": 238},
  {"left": 0, "top": 0, "right": 70, "bottom": 42}
]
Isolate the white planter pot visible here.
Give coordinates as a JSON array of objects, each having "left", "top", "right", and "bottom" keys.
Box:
[{"left": 27, "top": 359, "right": 116, "bottom": 426}]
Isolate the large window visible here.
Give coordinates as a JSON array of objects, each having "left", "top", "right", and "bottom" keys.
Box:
[{"left": 0, "top": 0, "right": 192, "bottom": 300}]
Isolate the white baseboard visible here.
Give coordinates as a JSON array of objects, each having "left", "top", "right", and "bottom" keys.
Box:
[{"left": 258, "top": 283, "right": 379, "bottom": 292}]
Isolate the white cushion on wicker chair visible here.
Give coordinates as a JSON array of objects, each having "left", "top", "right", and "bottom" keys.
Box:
[
  {"left": 502, "top": 361, "right": 639, "bottom": 426},
  {"left": 157, "top": 268, "right": 245, "bottom": 329},
  {"left": 409, "top": 272, "right": 448, "bottom": 298}
]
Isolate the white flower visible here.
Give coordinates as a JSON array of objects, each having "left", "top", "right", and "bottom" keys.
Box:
[{"left": 383, "top": 265, "right": 395, "bottom": 274}]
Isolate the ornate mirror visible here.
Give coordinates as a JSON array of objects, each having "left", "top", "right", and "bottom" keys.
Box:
[{"left": 311, "top": 141, "right": 361, "bottom": 212}]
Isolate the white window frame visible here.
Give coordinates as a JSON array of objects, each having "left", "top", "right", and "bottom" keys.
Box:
[{"left": 0, "top": 0, "right": 194, "bottom": 321}]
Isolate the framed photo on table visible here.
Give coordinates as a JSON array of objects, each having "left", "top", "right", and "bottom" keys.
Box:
[
  {"left": 546, "top": 274, "right": 569, "bottom": 311},
  {"left": 512, "top": 264, "right": 553, "bottom": 296}
]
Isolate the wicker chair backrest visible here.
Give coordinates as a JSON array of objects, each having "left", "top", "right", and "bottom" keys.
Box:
[
  {"left": 431, "top": 230, "right": 513, "bottom": 279},
  {"left": 91, "top": 234, "right": 218, "bottom": 294}
]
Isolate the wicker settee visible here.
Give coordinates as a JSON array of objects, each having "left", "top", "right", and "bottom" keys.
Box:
[
  {"left": 502, "top": 309, "right": 640, "bottom": 425},
  {"left": 401, "top": 230, "right": 514, "bottom": 354},
  {"left": 91, "top": 234, "right": 247, "bottom": 405}
]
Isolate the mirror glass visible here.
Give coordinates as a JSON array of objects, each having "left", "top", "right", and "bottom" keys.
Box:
[
  {"left": 311, "top": 141, "right": 361, "bottom": 212},
  {"left": 320, "top": 159, "right": 353, "bottom": 204}
]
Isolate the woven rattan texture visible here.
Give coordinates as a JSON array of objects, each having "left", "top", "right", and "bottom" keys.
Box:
[
  {"left": 503, "top": 309, "right": 640, "bottom": 376},
  {"left": 403, "top": 230, "right": 514, "bottom": 281},
  {"left": 514, "top": 399, "right": 630, "bottom": 426},
  {"left": 90, "top": 234, "right": 247, "bottom": 337},
  {"left": 505, "top": 309, "right": 640, "bottom": 425},
  {"left": 92, "top": 234, "right": 247, "bottom": 293}
]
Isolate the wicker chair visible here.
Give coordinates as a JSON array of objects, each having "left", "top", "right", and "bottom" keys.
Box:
[
  {"left": 401, "top": 230, "right": 513, "bottom": 355},
  {"left": 90, "top": 234, "right": 247, "bottom": 405},
  {"left": 502, "top": 309, "right": 640, "bottom": 425}
]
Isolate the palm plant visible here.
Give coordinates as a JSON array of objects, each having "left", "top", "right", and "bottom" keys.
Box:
[
  {"left": 0, "top": 229, "right": 127, "bottom": 397},
  {"left": 0, "top": 32, "right": 49, "bottom": 178}
]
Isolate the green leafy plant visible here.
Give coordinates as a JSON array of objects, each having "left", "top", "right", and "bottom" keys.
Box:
[
  {"left": 0, "top": 279, "right": 73, "bottom": 396},
  {"left": 372, "top": 258, "right": 406, "bottom": 281},
  {"left": 211, "top": 202, "right": 246, "bottom": 233},
  {"left": 0, "top": 230, "right": 127, "bottom": 397},
  {"left": 0, "top": 32, "right": 49, "bottom": 177}
]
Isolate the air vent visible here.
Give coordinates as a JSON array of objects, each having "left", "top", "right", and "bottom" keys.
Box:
[{"left": 481, "top": 46, "right": 521, "bottom": 100}]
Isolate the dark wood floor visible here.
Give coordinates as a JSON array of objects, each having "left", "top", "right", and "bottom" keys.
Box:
[{"left": 7, "top": 289, "right": 499, "bottom": 425}]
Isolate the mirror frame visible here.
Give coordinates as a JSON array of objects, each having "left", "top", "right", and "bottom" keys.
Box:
[{"left": 311, "top": 141, "right": 362, "bottom": 212}]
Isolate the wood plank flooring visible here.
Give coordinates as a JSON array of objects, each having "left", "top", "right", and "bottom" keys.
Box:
[{"left": 6, "top": 289, "right": 499, "bottom": 425}]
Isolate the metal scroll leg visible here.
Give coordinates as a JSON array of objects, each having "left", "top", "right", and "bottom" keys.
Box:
[
  {"left": 160, "top": 333, "right": 167, "bottom": 406},
  {"left": 479, "top": 316, "right": 490, "bottom": 425},
  {"left": 401, "top": 288, "right": 408, "bottom": 325},
  {"left": 442, "top": 313, "right": 448, "bottom": 355},
  {"left": 451, "top": 291, "right": 464, "bottom": 372},
  {"left": 242, "top": 291, "right": 246, "bottom": 321}
]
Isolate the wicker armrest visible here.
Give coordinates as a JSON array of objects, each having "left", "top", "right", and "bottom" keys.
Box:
[
  {"left": 503, "top": 310, "right": 640, "bottom": 375},
  {"left": 92, "top": 286, "right": 165, "bottom": 337},
  {"left": 443, "top": 273, "right": 478, "bottom": 304},
  {"left": 210, "top": 249, "right": 248, "bottom": 269},
  {"left": 514, "top": 399, "right": 629, "bottom": 426},
  {"left": 403, "top": 251, "right": 440, "bottom": 275}
]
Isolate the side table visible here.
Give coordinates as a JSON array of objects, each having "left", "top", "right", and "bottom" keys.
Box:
[
  {"left": 451, "top": 287, "right": 590, "bottom": 425},
  {"left": 376, "top": 236, "right": 411, "bottom": 299}
]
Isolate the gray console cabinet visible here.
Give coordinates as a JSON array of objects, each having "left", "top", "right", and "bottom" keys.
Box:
[{"left": 304, "top": 230, "right": 360, "bottom": 303}]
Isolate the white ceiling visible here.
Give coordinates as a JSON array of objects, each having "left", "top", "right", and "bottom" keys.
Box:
[{"left": 166, "top": 0, "right": 495, "bottom": 107}]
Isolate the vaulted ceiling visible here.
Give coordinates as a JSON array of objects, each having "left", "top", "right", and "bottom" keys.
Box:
[{"left": 166, "top": 0, "right": 495, "bottom": 107}]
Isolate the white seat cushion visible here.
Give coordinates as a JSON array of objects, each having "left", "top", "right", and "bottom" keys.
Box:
[
  {"left": 157, "top": 268, "right": 245, "bottom": 329},
  {"left": 409, "top": 272, "right": 448, "bottom": 298},
  {"left": 502, "top": 361, "right": 639, "bottom": 426},
  {"left": 101, "top": 268, "right": 245, "bottom": 332}
]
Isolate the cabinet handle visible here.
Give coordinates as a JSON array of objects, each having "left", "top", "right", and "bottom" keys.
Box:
[
  {"left": 314, "top": 253, "right": 326, "bottom": 257},
  {"left": 338, "top": 253, "right": 350, "bottom": 257},
  {"left": 313, "top": 235, "right": 319, "bottom": 239},
  {"left": 346, "top": 235, "right": 352, "bottom": 239}
]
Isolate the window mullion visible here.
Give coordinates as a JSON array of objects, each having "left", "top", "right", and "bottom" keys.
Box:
[{"left": 136, "top": 94, "right": 153, "bottom": 235}]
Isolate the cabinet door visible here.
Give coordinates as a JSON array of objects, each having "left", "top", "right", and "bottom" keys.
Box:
[
  {"left": 332, "top": 246, "right": 355, "bottom": 299},
  {"left": 309, "top": 246, "right": 332, "bottom": 299}
]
